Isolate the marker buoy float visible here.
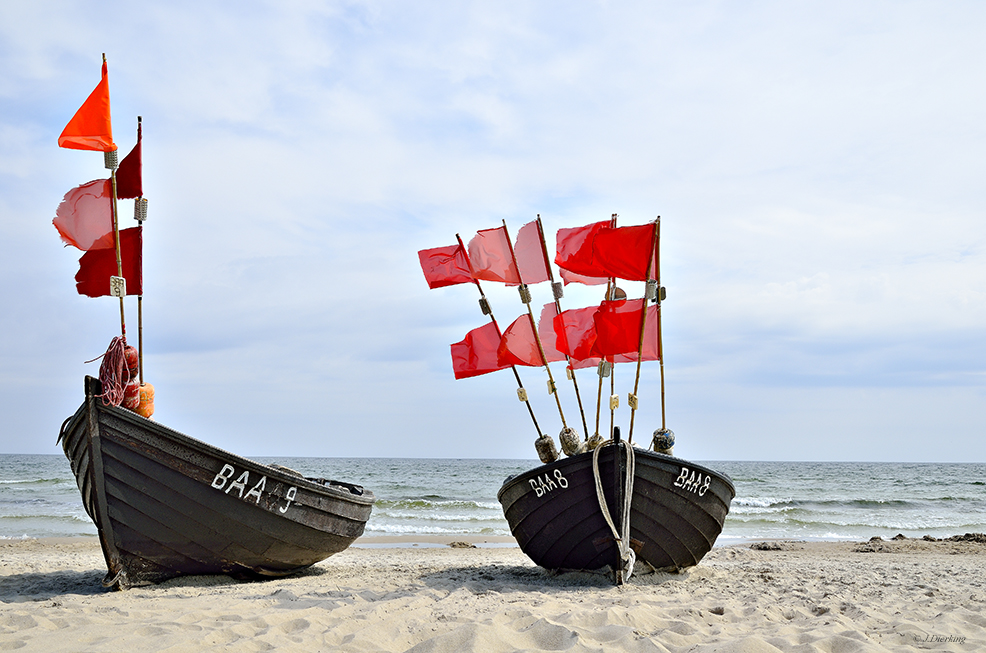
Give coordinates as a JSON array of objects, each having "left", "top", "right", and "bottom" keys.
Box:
[
  {"left": 134, "top": 383, "right": 155, "bottom": 418},
  {"left": 124, "top": 345, "right": 139, "bottom": 377},
  {"left": 652, "top": 428, "right": 674, "bottom": 456},
  {"left": 534, "top": 433, "right": 559, "bottom": 463},
  {"left": 122, "top": 381, "right": 140, "bottom": 410},
  {"left": 559, "top": 427, "right": 581, "bottom": 456}
]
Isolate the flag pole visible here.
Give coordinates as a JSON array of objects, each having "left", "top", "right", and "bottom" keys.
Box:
[
  {"left": 134, "top": 116, "right": 145, "bottom": 384},
  {"left": 534, "top": 215, "right": 589, "bottom": 439},
  {"left": 591, "top": 215, "right": 619, "bottom": 442},
  {"left": 501, "top": 220, "right": 570, "bottom": 434},
  {"left": 455, "top": 234, "right": 544, "bottom": 440},
  {"left": 656, "top": 219, "right": 666, "bottom": 431},
  {"left": 103, "top": 53, "right": 126, "bottom": 342},
  {"left": 627, "top": 218, "right": 660, "bottom": 443}
]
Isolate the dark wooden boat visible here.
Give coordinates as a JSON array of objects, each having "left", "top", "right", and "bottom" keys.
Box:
[
  {"left": 498, "top": 431, "right": 734, "bottom": 576},
  {"left": 420, "top": 216, "right": 735, "bottom": 583},
  {"left": 58, "top": 376, "right": 374, "bottom": 589}
]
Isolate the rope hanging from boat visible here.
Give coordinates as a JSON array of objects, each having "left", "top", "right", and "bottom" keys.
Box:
[
  {"left": 93, "top": 336, "right": 130, "bottom": 407},
  {"left": 592, "top": 439, "right": 636, "bottom": 582},
  {"left": 87, "top": 336, "right": 139, "bottom": 408}
]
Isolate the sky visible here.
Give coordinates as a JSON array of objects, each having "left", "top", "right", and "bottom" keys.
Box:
[{"left": 1, "top": 1, "right": 984, "bottom": 462}]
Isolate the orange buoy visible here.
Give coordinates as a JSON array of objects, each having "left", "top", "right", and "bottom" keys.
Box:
[
  {"left": 134, "top": 382, "right": 155, "bottom": 418},
  {"left": 122, "top": 381, "right": 140, "bottom": 410},
  {"left": 124, "top": 345, "right": 139, "bottom": 379}
]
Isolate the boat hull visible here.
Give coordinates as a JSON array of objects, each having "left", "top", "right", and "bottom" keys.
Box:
[
  {"left": 497, "top": 443, "right": 733, "bottom": 573},
  {"left": 59, "top": 376, "right": 374, "bottom": 589}
]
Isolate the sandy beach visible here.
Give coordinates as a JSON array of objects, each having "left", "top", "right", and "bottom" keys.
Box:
[{"left": 1, "top": 535, "right": 983, "bottom": 652}]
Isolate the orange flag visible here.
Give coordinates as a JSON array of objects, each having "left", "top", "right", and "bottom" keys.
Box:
[{"left": 58, "top": 60, "right": 116, "bottom": 152}]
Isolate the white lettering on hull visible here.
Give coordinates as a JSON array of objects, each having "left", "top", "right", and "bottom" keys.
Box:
[
  {"left": 211, "top": 463, "right": 298, "bottom": 513},
  {"left": 674, "top": 466, "right": 711, "bottom": 497},
  {"left": 529, "top": 468, "right": 569, "bottom": 498}
]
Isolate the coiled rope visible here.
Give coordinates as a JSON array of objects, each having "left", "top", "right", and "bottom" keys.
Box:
[
  {"left": 592, "top": 439, "right": 636, "bottom": 582},
  {"left": 88, "top": 336, "right": 131, "bottom": 407}
]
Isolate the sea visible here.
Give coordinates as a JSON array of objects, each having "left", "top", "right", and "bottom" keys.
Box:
[{"left": 1, "top": 455, "right": 984, "bottom": 545}]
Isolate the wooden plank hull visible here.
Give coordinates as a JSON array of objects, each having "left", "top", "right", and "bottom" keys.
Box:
[
  {"left": 497, "top": 444, "right": 734, "bottom": 574},
  {"left": 58, "top": 377, "right": 374, "bottom": 589}
]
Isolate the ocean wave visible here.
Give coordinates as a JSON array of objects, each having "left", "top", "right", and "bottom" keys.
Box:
[
  {"left": 373, "top": 512, "right": 505, "bottom": 523},
  {"left": 363, "top": 523, "right": 508, "bottom": 536},
  {"left": 374, "top": 498, "right": 501, "bottom": 511},
  {"left": 0, "top": 477, "right": 72, "bottom": 486},
  {"left": 726, "top": 512, "right": 986, "bottom": 532},
  {"left": 0, "top": 513, "right": 92, "bottom": 524},
  {"left": 729, "top": 497, "right": 953, "bottom": 513}
]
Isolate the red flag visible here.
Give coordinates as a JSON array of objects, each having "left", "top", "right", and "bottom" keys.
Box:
[
  {"left": 559, "top": 268, "right": 608, "bottom": 286},
  {"left": 592, "top": 299, "right": 650, "bottom": 357},
  {"left": 58, "top": 61, "right": 116, "bottom": 152},
  {"left": 540, "top": 303, "right": 602, "bottom": 369},
  {"left": 467, "top": 227, "right": 520, "bottom": 284},
  {"left": 555, "top": 221, "right": 656, "bottom": 282},
  {"left": 75, "top": 227, "right": 142, "bottom": 297},
  {"left": 497, "top": 313, "right": 564, "bottom": 367},
  {"left": 537, "top": 303, "right": 563, "bottom": 361},
  {"left": 591, "top": 224, "right": 656, "bottom": 281},
  {"left": 116, "top": 122, "right": 142, "bottom": 199},
  {"left": 512, "top": 221, "right": 549, "bottom": 284},
  {"left": 568, "top": 356, "right": 602, "bottom": 370},
  {"left": 555, "top": 220, "right": 609, "bottom": 279},
  {"left": 53, "top": 179, "right": 115, "bottom": 251},
  {"left": 497, "top": 315, "right": 540, "bottom": 367},
  {"left": 552, "top": 305, "right": 599, "bottom": 361},
  {"left": 419, "top": 244, "right": 473, "bottom": 289},
  {"left": 451, "top": 322, "right": 511, "bottom": 379},
  {"left": 552, "top": 300, "right": 661, "bottom": 364},
  {"left": 611, "top": 304, "right": 661, "bottom": 363}
]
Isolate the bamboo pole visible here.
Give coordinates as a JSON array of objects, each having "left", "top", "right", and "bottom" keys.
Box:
[
  {"left": 456, "top": 234, "right": 543, "bottom": 438},
  {"left": 534, "top": 215, "right": 589, "bottom": 438},
  {"left": 627, "top": 218, "right": 660, "bottom": 443},
  {"left": 135, "top": 117, "right": 144, "bottom": 384},
  {"left": 656, "top": 220, "right": 666, "bottom": 431},
  {"left": 591, "top": 213, "right": 618, "bottom": 441},
  {"left": 104, "top": 55, "right": 126, "bottom": 341},
  {"left": 501, "top": 220, "right": 568, "bottom": 430}
]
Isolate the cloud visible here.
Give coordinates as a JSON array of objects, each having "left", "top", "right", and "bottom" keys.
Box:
[{"left": 1, "top": 1, "right": 984, "bottom": 461}]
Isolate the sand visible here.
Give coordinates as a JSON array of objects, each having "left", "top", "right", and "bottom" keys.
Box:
[{"left": 1, "top": 535, "right": 984, "bottom": 652}]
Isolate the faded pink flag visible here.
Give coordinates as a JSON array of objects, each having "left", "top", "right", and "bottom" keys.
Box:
[{"left": 53, "top": 179, "right": 114, "bottom": 251}]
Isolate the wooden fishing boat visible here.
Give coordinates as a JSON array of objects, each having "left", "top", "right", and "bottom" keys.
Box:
[
  {"left": 497, "top": 431, "right": 734, "bottom": 575},
  {"left": 420, "top": 214, "right": 734, "bottom": 583},
  {"left": 58, "top": 375, "right": 374, "bottom": 589},
  {"left": 52, "top": 63, "right": 374, "bottom": 589}
]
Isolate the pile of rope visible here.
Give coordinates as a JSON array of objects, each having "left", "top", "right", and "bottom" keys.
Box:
[{"left": 94, "top": 336, "right": 138, "bottom": 408}]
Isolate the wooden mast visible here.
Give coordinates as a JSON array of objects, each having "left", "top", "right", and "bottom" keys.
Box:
[
  {"left": 455, "top": 234, "right": 543, "bottom": 438},
  {"left": 627, "top": 218, "right": 661, "bottom": 443},
  {"left": 591, "top": 215, "right": 619, "bottom": 442},
  {"left": 534, "top": 215, "right": 589, "bottom": 439},
  {"left": 656, "top": 219, "right": 666, "bottom": 431},
  {"left": 134, "top": 117, "right": 146, "bottom": 385},
  {"left": 501, "top": 220, "right": 569, "bottom": 432},
  {"left": 103, "top": 53, "right": 126, "bottom": 341}
]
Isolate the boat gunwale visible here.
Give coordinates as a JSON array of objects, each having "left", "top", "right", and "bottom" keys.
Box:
[
  {"left": 68, "top": 376, "right": 375, "bottom": 507},
  {"left": 497, "top": 444, "right": 736, "bottom": 500}
]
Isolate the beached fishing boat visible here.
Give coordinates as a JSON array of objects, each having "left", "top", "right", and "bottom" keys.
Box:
[
  {"left": 57, "top": 376, "right": 373, "bottom": 589},
  {"left": 497, "top": 433, "right": 733, "bottom": 578},
  {"left": 52, "top": 57, "right": 373, "bottom": 589},
  {"left": 420, "top": 215, "right": 734, "bottom": 583}
]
